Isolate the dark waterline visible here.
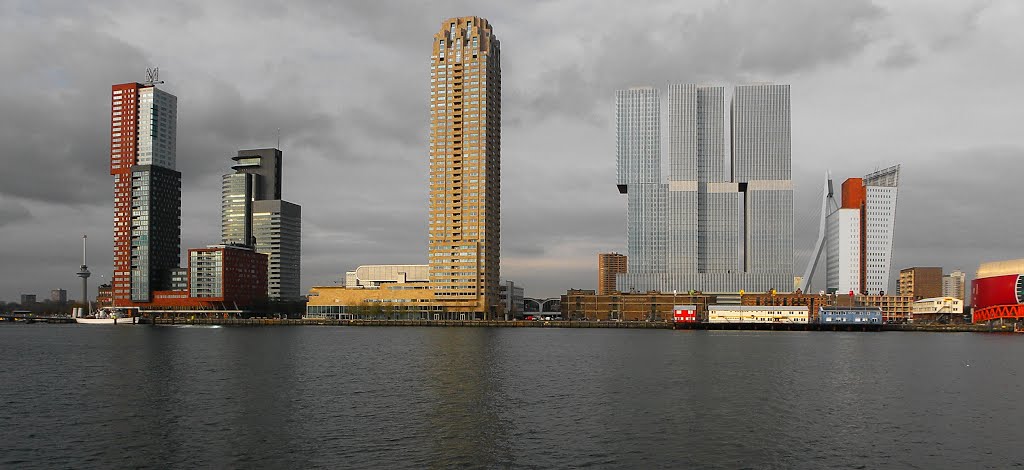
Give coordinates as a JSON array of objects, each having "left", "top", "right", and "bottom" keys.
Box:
[{"left": 1, "top": 325, "right": 1022, "bottom": 468}]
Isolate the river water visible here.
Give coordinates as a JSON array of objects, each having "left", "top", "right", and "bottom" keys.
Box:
[{"left": 1, "top": 325, "right": 1022, "bottom": 468}]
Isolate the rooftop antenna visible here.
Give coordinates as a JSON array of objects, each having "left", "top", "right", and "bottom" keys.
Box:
[
  {"left": 144, "top": 67, "right": 164, "bottom": 86},
  {"left": 277, "top": 128, "right": 281, "bottom": 149}
]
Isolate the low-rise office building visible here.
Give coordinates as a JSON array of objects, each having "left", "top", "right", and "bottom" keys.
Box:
[
  {"left": 561, "top": 289, "right": 716, "bottom": 322},
  {"left": 819, "top": 306, "right": 883, "bottom": 324},
  {"left": 708, "top": 306, "right": 809, "bottom": 323},
  {"left": 741, "top": 292, "right": 835, "bottom": 322},
  {"left": 50, "top": 289, "right": 67, "bottom": 303},
  {"left": 96, "top": 284, "right": 112, "bottom": 308},
  {"left": 188, "top": 245, "right": 268, "bottom": 307},
  {"left": 855, "top": 294, "right": 914, "bottom": 323},
  {"left": 306, "top": 264, "right": 448, "bottom": 320},
  {"left": 499, "top": 281, "right": 524, "bottom": 319},
  {"left": 911, "top": 297, "right": 964, "bottom": 324},
  {"left": 899, "top": 267, "right": 943, "bottom": 300}
]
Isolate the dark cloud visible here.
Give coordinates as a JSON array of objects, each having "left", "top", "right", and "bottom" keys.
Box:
[
  {"left": 513, "top": 0, "right": 886, "bottom": 122},
  {"left": 0, "top": 200, "right": 32, "bottom": 227},
  {"left": 0, "top": 25, "right": 145, "bottom": 205},
  {"left": 0, "top": 0, "right": 1020, "bottom": 301}
]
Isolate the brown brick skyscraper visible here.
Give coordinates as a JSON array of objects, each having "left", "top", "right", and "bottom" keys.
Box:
[
  {"left": 598, "top": 253, "right": 628, "bottom": 295},
  {"left": 427, "top": 17, "right": 501, "bottom": 318}
]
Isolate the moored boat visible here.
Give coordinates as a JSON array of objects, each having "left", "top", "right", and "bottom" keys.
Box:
[{"left": 74, "top": 307, "right": 138, "bottom": 325}]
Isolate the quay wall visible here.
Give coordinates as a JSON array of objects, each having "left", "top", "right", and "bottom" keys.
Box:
[{"left": 143, "top": 318, "right": 1010, "bottom": 332}]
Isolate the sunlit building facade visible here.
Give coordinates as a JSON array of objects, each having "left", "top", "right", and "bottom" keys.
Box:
[
  {"left": 428, "top": 16, "right": 501, "bottom": 318},
  {"left": 825, "top": 166, "right": 901, "bottom": 295},
  {"left": 598, "top": 253, "right": 628, "bottom": 295},
  {"left": 942, "top": 270, "right": 966, "bottom": 300},
  {"left": 863, "top": 166, "right": 900, "bottom": 294}
]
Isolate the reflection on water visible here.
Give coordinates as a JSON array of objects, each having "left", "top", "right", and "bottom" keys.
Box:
[
  {"left": 424, "top": 328, "right": 512, "bottom": 467},
  {"left": 1, "top": 325, "right": 1022, "bottom": 468}
]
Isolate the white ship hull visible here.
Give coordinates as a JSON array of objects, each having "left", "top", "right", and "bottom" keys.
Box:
[{"left": 75, "top": 317, "right": 138, "bottom": 325}]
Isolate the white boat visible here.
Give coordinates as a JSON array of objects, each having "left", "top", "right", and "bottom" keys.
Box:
[
  {"left": 75, "top": 316, "right": 137, "bottom": 325},
  {"left": 74, "top": 307, "right": 138, "bottom": 325}
]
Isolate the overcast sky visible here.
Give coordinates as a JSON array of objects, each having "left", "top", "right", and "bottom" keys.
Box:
[{"left": 1, "top": 0, "right": 1021, "bottom": 301}]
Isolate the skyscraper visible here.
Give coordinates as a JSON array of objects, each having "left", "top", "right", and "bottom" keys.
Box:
[
  {"left": 826, "top": 207, "right": 862, "bottom": 294},
  {"left": 825, "top": 166, "right": 901, "bottom": 295},
  {"left": 428, "top": 16, "right": 501, "bottom": 318},
  {"left": 942, "top": 270, "right": 966, "bottom": 300},
  {"left": 598, "top": 253, "right": 628, "bottom": 295},
  {"left": 615, "top": 84, "right": 793, "bottom": 293},
  {"left": 221, "top": 172, "right": 254, "bottom": 246},
  {"left": 110, "top": 81, "right": 180, "bottom": 305},
  {"left": 220, "top": 149, "right": 301, "bottom": 300},
  {"left": 615, "top": 87, "right": 664, "bottom": 292},
  {"left": 863, "top": 166, "right": 900, "bottom": 294}
]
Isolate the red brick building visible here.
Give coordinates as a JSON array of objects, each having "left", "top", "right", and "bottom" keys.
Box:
[{"left": 188, "top": 245, "right": 268, "bottom": 307}]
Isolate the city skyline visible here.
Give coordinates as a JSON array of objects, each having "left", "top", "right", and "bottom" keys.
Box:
[{"left": 0, "top": 1, "right": 1022, "bottom": 300}]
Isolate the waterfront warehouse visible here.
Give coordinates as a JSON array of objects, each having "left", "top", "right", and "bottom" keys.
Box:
[
  {"left": 818, "top": 306, "right": 883, "bottom": 324},
  {"left": 708, "top": 306, "right": 809, "bottom": 323}
]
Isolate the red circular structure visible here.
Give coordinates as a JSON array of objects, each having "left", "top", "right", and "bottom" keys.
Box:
[{"left": 972, "top": 269, "right": 1024, "bottom": 323}]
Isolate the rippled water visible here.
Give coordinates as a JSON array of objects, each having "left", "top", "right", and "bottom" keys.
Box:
[{"left": 1, "top": 325, "right": 1022, "bottom": 468}]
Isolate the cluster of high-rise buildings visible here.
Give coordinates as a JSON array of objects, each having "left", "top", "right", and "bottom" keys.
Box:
[
  {"left": 822, "top": 167, "right": 901, "bottom": 295},
  {"left": 66, "top": 15, "right": 1016, "bottom": 326},
  {"left": 104, "top": 75, "right": 301, "bottom": 313}
]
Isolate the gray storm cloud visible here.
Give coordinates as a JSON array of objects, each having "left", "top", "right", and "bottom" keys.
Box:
[{"left": 0, "top": 0, "right": 1019, "bottom": 301}]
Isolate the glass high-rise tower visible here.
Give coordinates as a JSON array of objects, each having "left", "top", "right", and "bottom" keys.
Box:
[
  {"left": 220, "top": 149, "right": 301, "bottom": 300},
  {"left": 616, "top": 84, "right": 793, "bottom": 293},
  {"left": 110, "top": 82, "right": 180, "bottom": 305},
  {"left": 427, "top": 17, "right": 501, "bottom": 318}
]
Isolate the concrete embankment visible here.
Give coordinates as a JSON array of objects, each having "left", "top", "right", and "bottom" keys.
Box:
[
  {"left": 146, "top": 318, "right": 1013, "bottom": 332},
  {"left": 148, "top": 317, "right": 671, "bottom": 329}
]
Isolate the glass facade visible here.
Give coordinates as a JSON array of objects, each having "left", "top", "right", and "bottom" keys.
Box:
[
  {"left": 221, "top": 173, "right": 253, "bottom": 246},
  {"left": 220, "top": 149, "right": 300, "bottom": 300},
  {"left": 129, "top": 165, "right": 181, "bottom": 302},
  {"left": 252, "top": 200, "right": 301, "bottom": 300},
  {"left": 615, "top": 87, "right": 664, "bottom": 287},
  {"left": 190, "top": 250, "right": 223, "bottom": 298},
  {"left": 616, "top": 84, "right": 793, "bottom": 293},
  {"left": 111, "top": 84, "right": 180, "bottom": 305},
  {"left": 135, "top": 88, "right": 177, "bottom": 170}
]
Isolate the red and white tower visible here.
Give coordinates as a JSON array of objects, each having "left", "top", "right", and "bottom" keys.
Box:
[{"left": 110, "top": 70, "right": 180, "bottom": 306}]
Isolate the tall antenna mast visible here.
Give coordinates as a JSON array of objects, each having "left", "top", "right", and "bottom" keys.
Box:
[{"left": 277, "top": 128, "right": 281, "bottom": 149}]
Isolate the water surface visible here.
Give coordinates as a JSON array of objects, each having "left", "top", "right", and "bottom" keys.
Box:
[{"left": 1, "top": 325, "right": 1021, "bottom": 468}]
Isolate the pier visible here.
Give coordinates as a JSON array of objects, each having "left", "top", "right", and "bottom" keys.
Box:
[
  {"left": 0, "top": 314, "right": 76, "bottom": 324},
  {"left": 2, "top": 315, "right": 1005, "bottom": 332},
  {"left": 143, "top": 317, "right": 1004, "bottom": 332}
]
